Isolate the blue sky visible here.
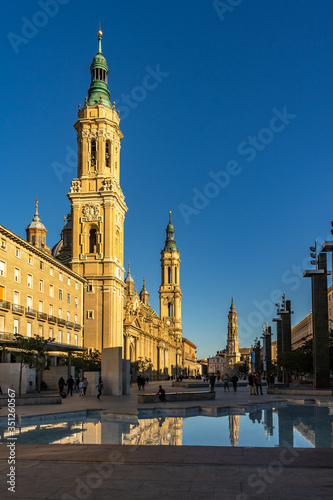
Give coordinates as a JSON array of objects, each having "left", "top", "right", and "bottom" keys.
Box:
[{"left": 2, "top": 0, "right": 333, "bottom": 358}]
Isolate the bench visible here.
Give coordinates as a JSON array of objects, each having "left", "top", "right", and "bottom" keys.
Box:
[{"left": 138, "top": 391, "right": 215, "bottom": 403}]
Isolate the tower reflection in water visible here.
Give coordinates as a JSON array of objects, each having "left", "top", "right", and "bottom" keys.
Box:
[{"left": 1, "top": 404, "right": 332, "bottom": 447}]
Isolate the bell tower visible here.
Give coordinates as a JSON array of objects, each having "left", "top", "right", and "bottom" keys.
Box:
[
  {"left": 159, "top": 212, "right": 182, "bottom": 340},
  {"left": 68, "top": 30, "right": 127, "bottom": 352},
  {"left": 226, "top": 298, "right": 241, "bottom": 366}
]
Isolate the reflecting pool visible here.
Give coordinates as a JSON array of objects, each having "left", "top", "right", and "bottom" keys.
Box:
[{"left": 1, "top": 402, "right": 332, "bottom": 447}]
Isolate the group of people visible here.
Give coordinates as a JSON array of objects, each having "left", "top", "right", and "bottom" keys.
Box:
[
  {"left": 209, "top": 373, "right": 239, "bottom": 392},
  {"left": 137, "top": 374, "right": 149, "bottom": 390},
  {"left": 248, "top": 372, "right": 263, "bottom": 395},
  {"left": 58, "top": 376, "right": 103, "bottom": 399}
]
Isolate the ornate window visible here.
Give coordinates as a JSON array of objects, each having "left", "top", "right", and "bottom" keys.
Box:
[
  {"left": 168, "top": 303, "right": 172, "bottom": 317},
  {"left": 89, "top": 229, "right": 97, "bottom": 253},
  {"left": 91, "top": 140, "right": 96, "bottom": 167},
  {"left": 105, "top": 141, "right": 111, "bottom": 168}
]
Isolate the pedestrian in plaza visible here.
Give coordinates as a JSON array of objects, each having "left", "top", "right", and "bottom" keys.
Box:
[
  {"left": 231, "top": 374, "right": 238, "bottom": 392},
  {"left": 82, "top": 377, "right": 89, "bottom": 396},
  {"left": 156, "top": 385, "right": 166, "bottom": 402},
  {"left": 96, "top": 380, "right": 103, "bottom": 399},
  {"left": 248, "top": 373, "right": 256, "bottom": 395},
  {"left": 255, "top": 372, "right": 263, "bottom": 395},
  {"left": 79, "top": 379, "right": 84, "bottom": 396},
  {"left": 223, "top": 374, "right": 230, "bottom": 392},
  {"left": 66, "top": 375, "right": 75, "bottom": 396},
  {"left": 58, "top": 376, "right": 65, "bottom": 395},
  {"left": 269, "top": 373, "right": 275, "bottom": 389},
  {"left": 209, "top": 374, "right": 216, "bottom": 392},
  {"left": 75, "top": 377, "right": 80, "bottom": 392}
]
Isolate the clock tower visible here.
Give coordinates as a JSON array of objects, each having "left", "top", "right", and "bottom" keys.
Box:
[{"left": 68, "top": 30, "right": 127, "bottom": 354}]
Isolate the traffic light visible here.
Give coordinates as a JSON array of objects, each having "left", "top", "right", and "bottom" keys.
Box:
[{"left": 310, "top": 240, "right": 317, "bottom": 266}]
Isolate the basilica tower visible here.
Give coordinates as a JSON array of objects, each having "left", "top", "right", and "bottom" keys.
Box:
[
  {"left": 226, "top": 298, "right": 241, "bottom": 367},
  {"left": 159, "top": 212, "right": 182, "bottom": 340},
  {"left": 68, "top": 30, "right": 127, "bottom": 351}
]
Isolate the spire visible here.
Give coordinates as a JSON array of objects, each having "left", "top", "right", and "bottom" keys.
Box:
[
  {"left": 231, "top": 297, "right": 235, "bottom": 310},
  {"left": 26, "top": 197, "right": 50, "bottom": 253},
  {"left": 140, "top": 276, "right": 150, "bottom": 306},
  {"left": 164, "top": 211, "right": 177, "bottom": 252},
  {"left": 124, "top": 262, "right": 134, "bottom": 283},
  {"left": 87, "top": 28, "right": 111, "bottom": 108}
]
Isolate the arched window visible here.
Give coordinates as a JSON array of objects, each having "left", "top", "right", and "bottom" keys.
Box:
[
  {"left": 175, "top": 267, "right": 177, "bottom": 284},
  {"left": 168, "top": 267, "right": 171, "bottom": 284},
  {"left": 89, "top": 229, "right": 97, "bottom": 253},
  {"left": 105, "top": 141, "right": 110, "bottom": 168},
  {"left": 168, "top": 303, "right": 172, "bottom": 317},
  {"left": 91, "top": 141, "right": 96, "bottom": 167}
]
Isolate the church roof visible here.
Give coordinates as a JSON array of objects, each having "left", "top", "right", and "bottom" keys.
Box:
[{"left": 26, "top": 199, "right": 46, "bottom": 231}]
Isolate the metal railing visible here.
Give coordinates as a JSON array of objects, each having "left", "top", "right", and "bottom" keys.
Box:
[
  {"left": 0, "top": 300, "right": 10, "bottom": 311},
  {"left": 12, "top": 304, "right": 24, "bottom": 314},
  {"left": 37, "top": 312, "right": 48, "bottom": 321},
  {"left": 25, "top": 307, "right": 37, "bottom": 318}
]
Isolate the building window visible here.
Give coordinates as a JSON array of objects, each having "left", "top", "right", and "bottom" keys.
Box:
[
  {"left": 87, "top": 311, "right": 94, "bottom": 319},
  {"left": 39, "top": 280, "right": 43, "bottom": 293},
  {"left": 27, "top": 322, "right": 32, "bottom": 337},
  {"left": 38, "top": 325, "right": 43, "bottom": 337},
  {"left": 67, "top": 278, "right": 71, "bottom": 286},
  {"left": 49, "top": 304, "right": 53, "bottom": 315},
  {"left": 49, "top": 328, "right": 53, "bottom": 338},
  {"left": 91, "top": 140, "right": 96, "bottom": 167},
  {"left": 74, "top": 334, "right": 78, "bottom": 346},
  {"left": 168, "top": 267, "right": 171, "bottom": 284},
  {"left": 59, "top": 289, "right": 63, "bottom": 301},
  {"left": 50, "top": 267, "right": 54, "bottom": 276},
  {"left": 59, "top": 272, "right": 63, "bottom": 282},
  {"left": 27, "top": 274, "right": 32, "bottom": 288},
  {"left": 32, "top": 235, "right": 35, "bottom": 246},
  {"left": 87, "top": 285, "right": 93, "bottom": 292},
  {"left": 40, "top": 261, "right": 44, "bottom": 270},
  {"left": 74, "top": 314, "right": 78, "bottom": 324},
  {"left": 13, "top": 291, "right": 19, "bottom": 305},
  {"left": 0, "top": 315, "right": 4, "bottom": 333},
  {"left": 27, "top": 296, "right": 32, "bottom": 309},
  {"left": 50, "top": 284, "right": 54, "bottom": 298},
  {"left": 89, "top": 229, "right": 97, "bottom": 253},
  {"left": 67, "top": 293, "right": 71, "bottom": 305},
  {"left": 14, "top": 268, "right": 20, "bottom": 283},
  {"left": 67, "top": 332, "right": 70, "bottom": 344},
  {"left": 58, "top": 308, "right": 62, "bottom": 319},
  {"left": 39, "top": 300, "right": 43, "bottom": 312},
  {"left": 14, "top": 319, "right": 19, "bottom": 335},
  {"left": 0, "top": 261, "right": 4, "bottom": 276},
  {"left": 67, "top": 311, "right": 70, "bottom": 321},
  {"left": 28, "top": 254, "right": 32, "bottom": 265},
  {"left": 105, "top": 141, "right": 111, "bottom": 167},
  {"left": 168, "top": 303, "right": 172, "bottom": 317},
  {"left": 0, "top": 285, "right": 4, "bottom": 301},
  {"left": 75, "top": 296, "right": 78, "bottom": 308},
  {"left": 58, "top": 330, "right": 62, "bottom": 343},
  {"left": 175, "top": 268, "right": 177, "bottom": 284},
  {"left": 15, "top": 247, "right": 20, "bottom": 258},
  {"left": 1, "top": 238, "right": 6, "bottom": 249}
]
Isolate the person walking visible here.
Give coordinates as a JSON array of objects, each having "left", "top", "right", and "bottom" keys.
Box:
[
  {"left": 209, "top": 374, "right": 216, "bottom": 392},
  {"left": 248, "top": 373, "right": 255, "bottom": 395},
  {"left": 96, "top": 380, "right": 103, "bottom": 399},
  {"left": 58, "top": 376, "right": 65, "bottom": 395},
  {"left": 66, "top": 375, "right": 75, "bottom": 396},
  {"left": 231, "top": 374, "right": 238, "bottom": 392},
  {"left": 269, "top": 373, "right": 275, "bottom": 389},
  {"left": 223, "top": 374, "right": 230, "bottom": 392},
  {"left": 82, "top": 377, "right": 89, "bottom": 396},
  {"left": 255, "top": 372, "right": 263, "bottom": 395}
]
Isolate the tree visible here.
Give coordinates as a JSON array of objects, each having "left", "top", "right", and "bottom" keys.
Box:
[
  {"left": 60, "top": 349, "right": 101, "bottom": 373},
  {"left": 13, "top": 334, "right": 54, "bottom": 396}
]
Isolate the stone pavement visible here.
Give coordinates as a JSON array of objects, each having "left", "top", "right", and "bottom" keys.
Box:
[{"left": 0, "top": 382, "right": 332, "bottom": 499}]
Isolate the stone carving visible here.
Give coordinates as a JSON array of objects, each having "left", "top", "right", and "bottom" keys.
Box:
[
  {"left": 70, "top": 179, "right": 81, "bottom": 193},
  {"left": 102, "top": 178, "right": 112, "bottom": 191},
  {"left": 82, "top": 203, "right": 100, "bottom": 221}
]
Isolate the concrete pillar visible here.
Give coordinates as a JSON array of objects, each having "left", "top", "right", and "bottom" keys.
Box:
[{"left": 101, "top": 347, "right": 123, "bottom": 395}]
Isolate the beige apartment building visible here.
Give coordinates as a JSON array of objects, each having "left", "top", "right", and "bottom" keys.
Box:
[{"left": 0, "top": 223, "right": 85, "bottom": 350}]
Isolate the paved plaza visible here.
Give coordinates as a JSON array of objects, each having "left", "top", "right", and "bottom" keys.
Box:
[{"left": 0, "top": 381, "right": 332, "bottom": 499}]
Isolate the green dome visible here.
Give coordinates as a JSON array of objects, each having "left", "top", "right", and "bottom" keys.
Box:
[
  {"left": 164, "top": 212, "right": 177, "bottom": 252},
  {"left": 87, "top": 31, "right": 111, "bottom": 108}
]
